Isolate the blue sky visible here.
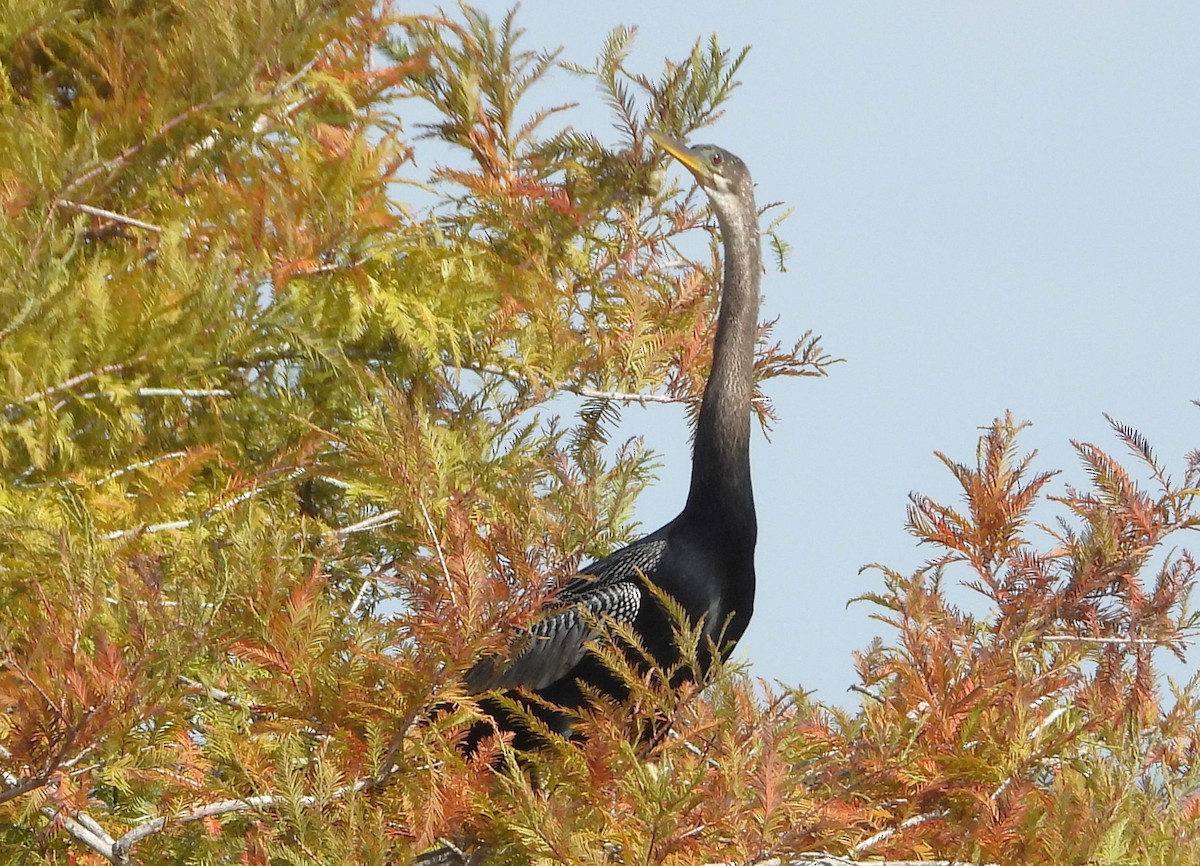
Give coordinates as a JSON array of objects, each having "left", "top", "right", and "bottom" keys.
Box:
[{"left": 461, "top": 2, "right": 1200, "bottom": 703}]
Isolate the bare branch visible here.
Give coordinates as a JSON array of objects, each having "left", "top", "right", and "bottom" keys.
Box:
[
  {"left": 304, "top": 251, "right": 378, "bottom": 277},
  {"left": 784, "top": 858, "right": 990, "bottom": 866},
  {"left": 1029, "top": 704, "right": 1072, "bottom": 741},
  {"left": 1, "top": 764, "right": 114, "bottom": 863},
  {"left": 100, "top": 466, "right": 307, "bottom": 540},
  {"left": 56, "top": 810, "right": 117, "bottom": 862},
  {"left": 1040, "top": 633, "right": 1195, "bottom": 647},
  {"left": 201, "top": 467, "right": 306, "bottom": 519},
  {"left": 60, "top": 200, "right": 163, "bottom": 233},
  {"left": 177, "top": 675, "right": 250, "bottom": 711},
  {"left": 186, "top": 57, "right": 321, "bottom": 159},
  {"left": 350, "top": 578, "right": 375, "bottom": 616},
  {"left": 2, "top": 765, "right": 118, "bottom": 863},
  {"left": 70, "top": 809, "right": 113, "bottom": 843},
  {"left": 336, "top": 508, "right": 404, "bottom": 538},
  {"left": 100, "top": 519, "right": 191, "bottom": 540},
  {"left": 94, "top": 451, "right": 189, "bottom": 486},
  {"left": 57, "top": 86, "right": 239, "bottom": 201},
  {"left": 115, "top": 794, "right": 287, "bottom": 855},
  {"left": 453, "top": 362, "right": 686, "bottom": 406},
  {"left": 574, "top": 386, "right": 681, "bottom": 405},
  {"left": 700, "top": 854, "right": 988, "bottom": 858},
  {"left": 0, "top": 294, "right": 39, "bottom": 343},
  {"left": 852, "top": 809, "right": 951, "bottom": 856},
  {"left": 0, "top": 772, "right": 45, "bottom": 807},
  {"left": 848, "top": 683, "right": 885, "bottom": 703},
  {"left": 986, "top": 701, "right": 1077, "bottom": 807},
  {"left": 136, "top": 387, "right": 233, "bottom": 398},
  {"left": 111, "top": 775, "right": 384, "bottom": 862},
  {"left": 418, "top": 496, "right": 456, "bottom": 610},
  {"left": 3, "top": 361, "right": 137, "bottom": 418}
]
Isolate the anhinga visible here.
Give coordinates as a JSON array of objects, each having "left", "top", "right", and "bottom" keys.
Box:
[{"left": 465, "top": 132, "right": 761, "bottom": 743}]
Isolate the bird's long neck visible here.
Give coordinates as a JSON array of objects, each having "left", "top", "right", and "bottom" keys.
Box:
[{"left": 683, "top": 200, "right": 761, "bottom": 540}]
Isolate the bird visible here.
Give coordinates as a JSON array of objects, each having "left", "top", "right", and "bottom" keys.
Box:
[{"left": 464, "top": 131, "right": 762, "bottom": 747}]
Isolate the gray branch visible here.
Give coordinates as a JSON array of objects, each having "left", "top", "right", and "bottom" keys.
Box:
[
  {"left": 177, "top": 675, "right": 250, "bottom": 711},
  {"left": 60, "top": 200, "right": 163, "bottom": 234},
  {"left": 1041, "top": 633, "right": 1195, "bottom": 647},
  {"left": 135, "top": 387, "right": 233, "bottom": 398},
  {"left": 575, "top": 386, "right": 681, "bottom": 405},
  {"left": 3, "top": 361, "right": 135, "bottom": 417},
  {"left": 111, "top": 776, "right": 381, "bottom": 863},
  {"left": 851, "top": 810, "right": 952, "bottom": 856},
  {"left": 100, "top": 466, "right": 307, "bottom": 540}
]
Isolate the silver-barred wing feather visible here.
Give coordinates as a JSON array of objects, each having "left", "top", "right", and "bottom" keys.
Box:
[
  {"left": 565, "top": 537, "right": 668, "bottom": 595},
  {"left": 464, "top": 538, "right": 667, "bottom": 693}
]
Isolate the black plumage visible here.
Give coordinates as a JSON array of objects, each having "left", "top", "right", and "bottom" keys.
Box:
[{"left": 466, "top": 133, "right": 762, "bottom": 743}]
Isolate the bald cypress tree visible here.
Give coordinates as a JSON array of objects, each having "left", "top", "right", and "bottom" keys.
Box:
[{"left": 1, "top": 4, "right": 1196, "bottom": 865}]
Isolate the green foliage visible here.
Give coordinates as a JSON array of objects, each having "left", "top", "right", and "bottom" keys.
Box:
[{"left": 0, "top": 4, "right": 1195, "bottom": 866}]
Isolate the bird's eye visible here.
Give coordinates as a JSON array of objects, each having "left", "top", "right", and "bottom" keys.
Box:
[{"left": 710, "top": 152, "right": 723, "bottom": 166}]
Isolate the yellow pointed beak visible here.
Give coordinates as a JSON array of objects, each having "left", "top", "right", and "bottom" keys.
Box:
[{"left": 649, "top": 130, "right": 712, "bottom": 181}]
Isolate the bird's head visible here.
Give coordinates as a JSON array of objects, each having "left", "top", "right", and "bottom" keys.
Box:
[{"left": 649, "top": 131, "right": 755, "bottom": 221}]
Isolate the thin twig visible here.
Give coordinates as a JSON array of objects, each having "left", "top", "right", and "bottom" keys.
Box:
[
  {"left": 0, "top": 294, "right": 40, "bottom": 343},
  {"left": 0, "top": 773, "right": 45, "bottom": 808},
  {"left": 186, "top": 58, "right": 320, "bottom": 159},
  {"left": 350, "top": 578, "right": 375, "bottom": 616},
  {"left": 848, "top": 683, "right": 885, "bottom": 703},
  {"left": 94, "top": 451, "right": 189, "bottom": 486},
  {"left": 3, "top": 361, "right": 135, "bottom": 416},
  {"left": 852, "top": 809, "right": 951, "bottom": 855},
  {"left": 273, "top": 57, "right": 322, "bottom": 100},
  {"left": 136, "top": 387, "right": 233, "bottom": 398},
  {"left": 305, "top": 251, "right": 377, "bottom": 276},
  {"left": 200, "top": 467, "right": 307, "bottom": 520},
  {"left": 111, "top": 772, "right": 384, "bottom": 862},
  {"left": 417, "top": 496, "right": 457, "bottom": 610},
  {"left": 103, "top": 519, "right": 190, "bottom": 539},
  {"left": 1041, "top": 634, "right": 1194, "bottom": 647},
  {"left": 60, "top": 200, "right": 163, "bottom": 233},
  {"left": 459, "top": 362, "right": 684, "bottom": 406},
  {"left": 1029, "top": 704, "right": 1071, "bottom": 740},
  {"left": 575, "top": 386, "right": 680, "bottom": 405},
  {"left": 100, "top": 467, "right": 307, "bottom": 540},
  {"left": 58, "top": 88, "right": 237, "bottom": 201},
  {"left": 176, "top": 675, "right": 250, "bottom": 711},
  {"left": 987, "top": 701, "right": 1077, "bottom": 806},
  {"left": 10, "top": 84, "right": 233, "bottom": 334},
  {"left": 336, "top": 508, "right": 403, "bottom": 538},
  {"left": 789, "top": 858, "right": 988, "bottom": 866},
  {"left": 6, "top": 768, "right": 118, "bottom": 862}
]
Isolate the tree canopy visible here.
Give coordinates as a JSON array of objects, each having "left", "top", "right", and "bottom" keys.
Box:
[{"left": 1, "top": 3, "right": 1197, "bottom": 864}]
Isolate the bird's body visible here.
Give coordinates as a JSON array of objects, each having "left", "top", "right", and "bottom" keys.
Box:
[{"left": 466, "top": 133, "right": 761, "bottom": 744}]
